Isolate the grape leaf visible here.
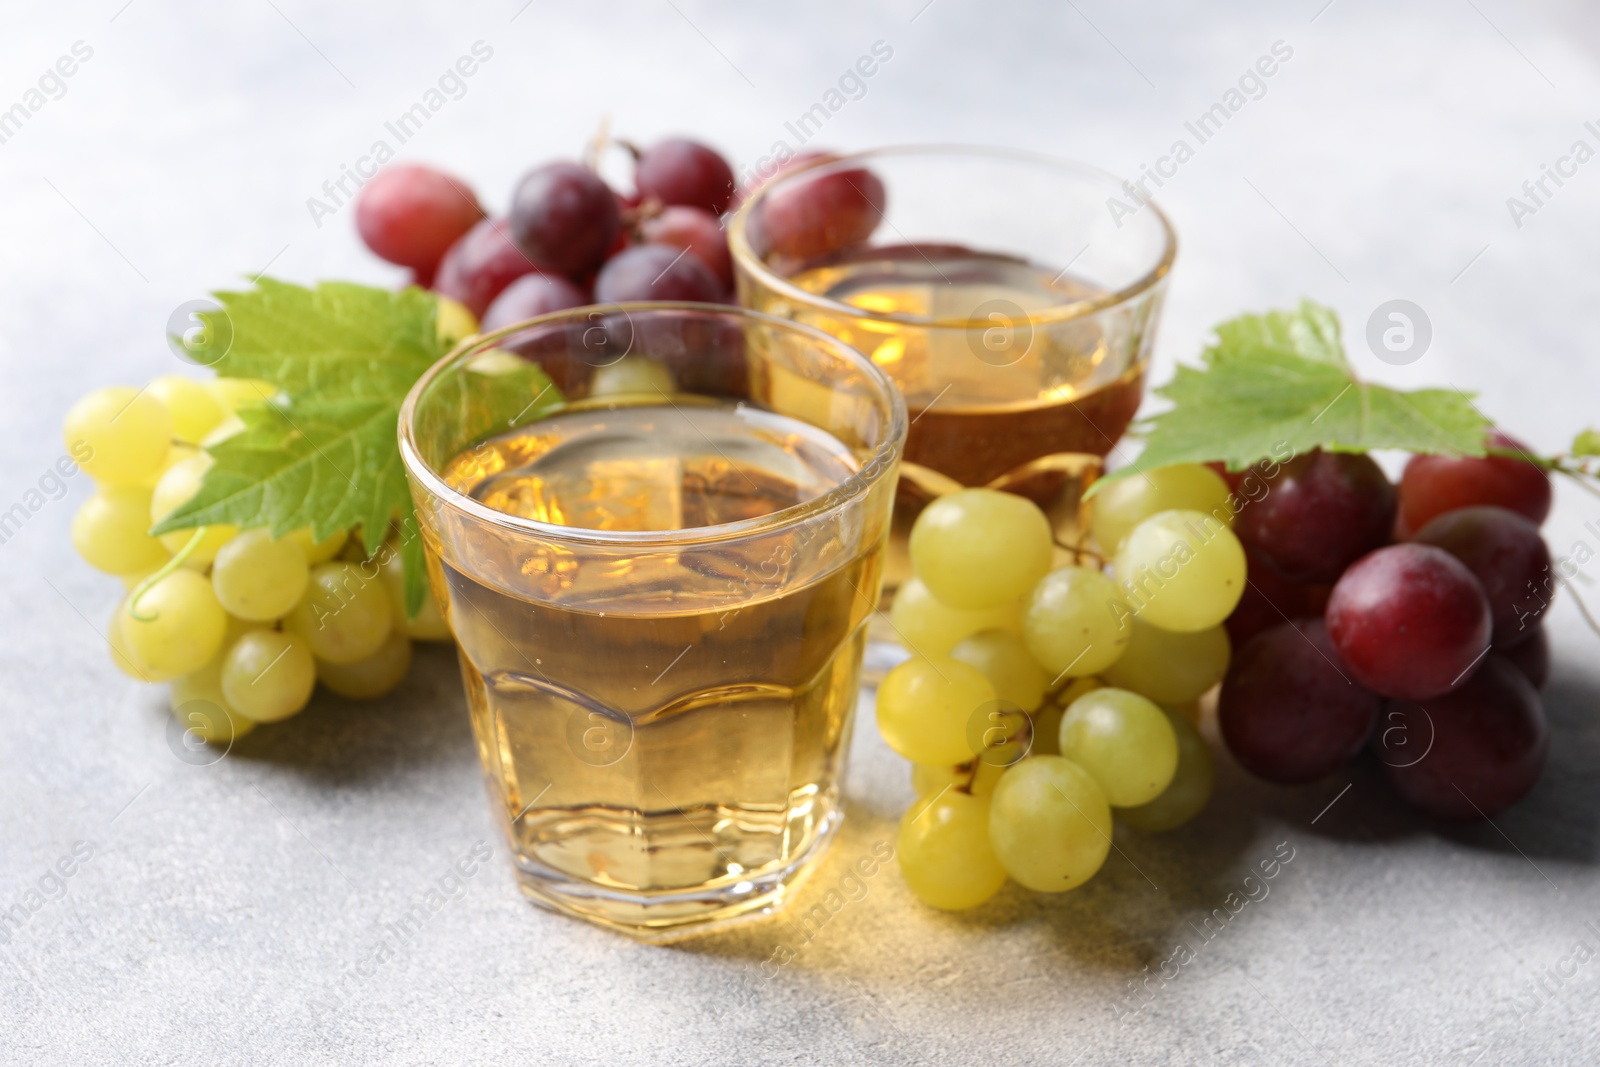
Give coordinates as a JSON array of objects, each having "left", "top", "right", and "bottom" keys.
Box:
[
  {"left": 150, "top": 278, "right": 563, "bottom": 615},
  {"left": 1091, "top": 300, "right": 1489, "bottom": 492},
  {"left": 1208, "top": 299, "right": 1347, "bottom": 369}
]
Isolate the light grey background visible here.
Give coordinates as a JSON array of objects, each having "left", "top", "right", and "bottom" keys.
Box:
[{"left": 4, "top": 1, "right": 1600, "bottom": 1063}]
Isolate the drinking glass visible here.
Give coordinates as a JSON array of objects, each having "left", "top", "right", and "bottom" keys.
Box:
[
  {"left": 729, "top": 145, "right": 1177, "bottom": 583},
  {"left": 399, "top": 303, "right": 905, "bottom": 940}
]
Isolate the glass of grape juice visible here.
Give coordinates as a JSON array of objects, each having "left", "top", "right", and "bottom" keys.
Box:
[
  {"left": 399, "top": 303, "right": 905, "bottom": 939},
  {"left": 729, "top": 145, "right": 1176, "bottom": 584}
]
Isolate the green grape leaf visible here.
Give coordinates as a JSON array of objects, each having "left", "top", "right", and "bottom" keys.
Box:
[
  {"left": 1207, "top": 299, "right": 1348, "bottom": 370},
  {"left": 1091, "top": 300, "right": 1490, "bottom": 493},
  {"left": 151, "top": 278, "right": 563, "bottom": 616}
]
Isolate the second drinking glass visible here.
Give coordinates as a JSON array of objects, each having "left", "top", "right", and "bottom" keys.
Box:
[{"left": 729, "top": 145, "right": 1176, "bottom": 577}]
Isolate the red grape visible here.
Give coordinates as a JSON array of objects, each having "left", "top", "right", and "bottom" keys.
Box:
[
  {"left": 732, "top": 149, "right": 835, "bottom": 210},
  {"left": 509, "top": 162, "right": 621, "bottom": 279},
  {"left": 639, "top": 206, "right": 733, "bottom": 290},
  {"left": 1399, "top": 429, "right": 1552, "bottom": 531},
  {"left": 1411, "top": 506, "right": 1552, "bottom": 647},
  {"left": 635, "top": 138, "right": 736, "bottom": 216},
  {"left": 1500, "top": 626, "right": 1549, "bottom": 688},
  {"left": 593, "top": 244, "right": 721, "bottom": 303},
  {"left": 434, "top": 218, "right": 537, "bottom": 318},
  {"left": 355, "top": 164, "right": 483, "bottom": 275},
  {"left": 1205, "top": 460, "right": 1240, "bottom": 492},
  {"left": 1218, "top": 619, "right": 1381, "bottom": 784},
  {"left": 1326, "top": 544, "right": 1492, "bottom": 700},
  {"left": 1375, "top": 656, "right": 1547, "bottom": 820},
  {"left": 1225, "top": 549, "right": 1326, "bottom": 648},
  {"left": 481, "top": 273, "right": 589, "bottom": 332},
  {"left": 1233, "top": 449, "right": 1396, "bottom": 583},
  {"left": 753, "top": 164, "right": 886, "bottom": 261}
]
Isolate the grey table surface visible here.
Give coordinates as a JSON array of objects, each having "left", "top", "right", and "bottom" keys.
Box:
[{"left": 5, "top": 1, "right": 1600, "bottom": 1063}]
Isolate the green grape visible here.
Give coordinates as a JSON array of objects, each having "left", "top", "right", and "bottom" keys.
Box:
[
  {"left": 147, "top": 375, "right": 227, "bottom": 445},
  {"left": 876, "top": 655, "right": 997, "bottom": 765},
  {"left": 1029, "top": 676, "right": 1102, "bottom": 757},
  {"left": 436, "top": 295, "right": 478, "bottom": 346},
  {"left": 316, "top": 629, "right": 413, "bottom": 699},
  {"left": 285, "top": 526, "right": 349, "bottom": 564},
  {"left": 1056, "top": 675, "right": 1105, "bottom": 707},
  {"left": 909, "top": 489, "right": 1053, "bottom": 609},
  {"left": 206, "top": 377, "right": 279, "bottom": 412},
  {"left": 1120, "top": 706, "right": 1214, "bottom": 832},
  {"left": 969, "top": 758, "right": 1010, "bottom": 797},
  {"left": 71, "top": 486, "right": 169, "bottom": 575},
  {"left": 63, "top": 385, "right": 172, "bottom": 486},
  {"left": 170, "top": 658, "right": 256, "bottom": 744},
  {"left": 150, "top": 453, "right": 238, "bottom": 564},
  {"left": 378, "top": 541, "right": 452, "bottom": 641},
  {"left": 137, "top": 442, "right": 198, "bottom": 489},
  {"left": 284, "top": 561, "right": 393, "bottom": 664},
  {"left": 1029, "top": 704, "right": 1064, "bottom": 757},
  {"left": 1114, "top": 509, "right": 1246, "bottom": 633},
  {"left": 1102, "top": 620, "right": 1230, "bottom": 704},
  {"left": 201, "top": 415, "right": 246, "bottom": 448},
  {"left": 987, "top": 756, "right": 1112, "bottom": 892},
  {"left": 898, "top": 790, "right": 1008, "bottom": 910},
  {"left": 950, "top": 629, "right": 1047, "bottom": 712},
  {"left": 1059, "top": 687, "right": 1178, "bottom": 807},
  {"left": 888, "top": 576, "right": 1021, "bottom": 658},
  {"left": 1022, "top": 566, "right": 1130, "bottom": 678},
  {"left": 108, "top": 601, "right": 173, "bottom": 682},
  {"left": 911, "top": 762, "right": 962, "bottom": 796},
  {"left": 211, "top": 528, "right": 310, "bottom": 621},
  {"left": 464, "top": 349, "right": 525, "bottom": 376},
  {"left": 1090, "top": 464, "right": 1233, "bottom": 554},
  {"left": 1168, "top": 700, "right": 1202, "bottom": 728},
  {"left": 119, "top": 570, "right": 227, "bottom": 676},
  {"left": 590, "top": 356, "right": 676, "bottom": 397},
  {"left": 222, "top": 629, "right": 316, "bottom": 722}
]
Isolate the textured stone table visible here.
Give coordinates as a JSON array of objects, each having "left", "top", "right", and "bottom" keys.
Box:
[{"left": 4, "top": 1, "right": 1600, "bottom": 1063}]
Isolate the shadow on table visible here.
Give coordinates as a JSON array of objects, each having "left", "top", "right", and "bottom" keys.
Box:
[
  {"left": 1286, "top": 664, "right": 1600, "bottom": 867},
  {"left": 679, "top": 662, "right": 1600, "bottom": 989},
  {"left": 160, "top": 642, "right": 477, "bottom": 786}
]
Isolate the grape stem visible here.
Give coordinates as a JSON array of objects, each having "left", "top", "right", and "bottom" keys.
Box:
[
  {"left": 127, "top": 528, "right": 207, "bottom": 621},
  {"left": 1561, "top": 581, "right": 1600, "bottom": 640},
  {"left": 1054, "top": 537, "right": 1106, "bottom": 566},
  {"left": 955, "top": 758, "right": 977, "bottom": 795},
  {"left": 620, "top": 197, "right": 665, "bottom": 238},
  {"left": 582, "top": 114, "right": 613, "bottom": 172},
  {"left": 1475, "top": 450, "right": 1600, "bottom": 639}
]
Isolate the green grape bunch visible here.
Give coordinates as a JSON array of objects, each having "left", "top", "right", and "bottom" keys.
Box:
[{"left": 883, "top": 480, "right": 1234, "bottom": 912}]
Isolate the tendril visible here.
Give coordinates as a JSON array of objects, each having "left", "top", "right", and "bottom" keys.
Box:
[{"left": 128, "top": 529, "right": 207, "bottom": 621}]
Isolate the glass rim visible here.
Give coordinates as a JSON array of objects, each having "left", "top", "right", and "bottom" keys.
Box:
[
  {"left": 726, "top": 143, "right": 1178, "bottom": 329},
  {"left": 397, "top": 300, "right": 908, "bottom": 548}
]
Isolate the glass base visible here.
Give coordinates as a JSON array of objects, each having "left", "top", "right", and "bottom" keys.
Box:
[{"left": 508, "top": 806, "right": 844, "bottom": 943}]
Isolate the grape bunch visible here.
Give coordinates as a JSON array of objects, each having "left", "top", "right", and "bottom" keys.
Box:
[
  {"left": 882, "top": 478, "right": 1243, "bottom": 911},
  {"left": 352, "top": 137, "right": 744, "bottom": 324},
  {"left": 64, "top": 373, "right": 454, "bottom": 747},
  {"left": 882, "top": 434, "right": 1559, "bottom": 911},
  {"left": 1216, "top": 434, "right": 1554, "bottom": 822}
]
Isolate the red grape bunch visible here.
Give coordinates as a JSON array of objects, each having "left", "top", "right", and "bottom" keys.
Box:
[
  {"left": 351, "top": 136, "right": 747, "bottom": 336},
  {"left": 1216, "top": 435, "right": 1554, "bottom": 821}
]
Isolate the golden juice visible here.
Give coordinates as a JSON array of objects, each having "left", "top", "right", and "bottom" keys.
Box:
[{"left": 434, "top": 398, "right": 883, "bottom": 932}]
